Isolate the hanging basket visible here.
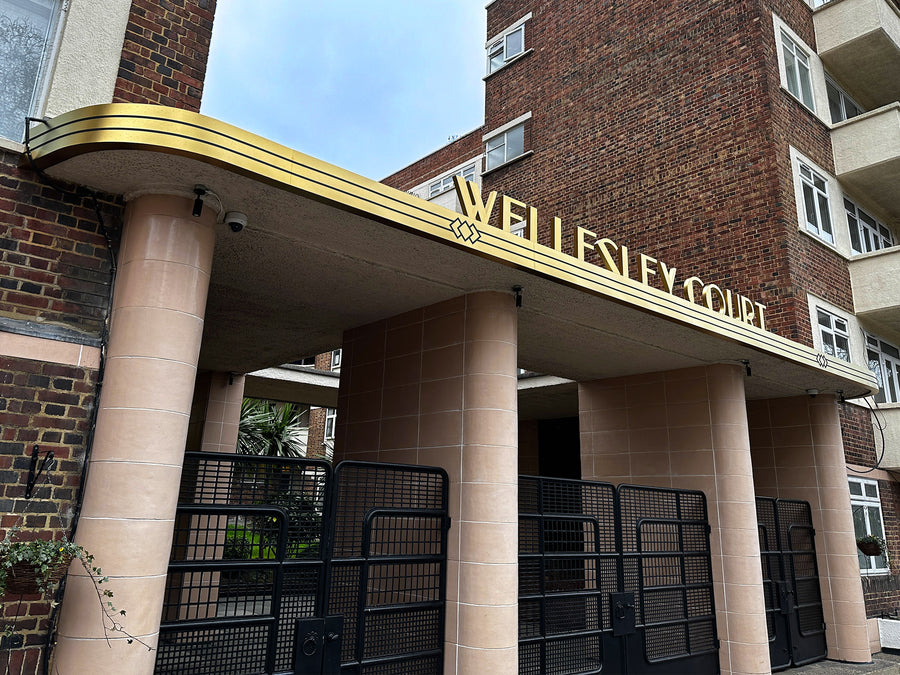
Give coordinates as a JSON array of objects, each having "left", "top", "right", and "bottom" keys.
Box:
[
  {"left": 857, "top": 540, "right": 883, "bottom": 557},
  {"left": 3, "top": 554, "right": 73, "bottom": 595}
]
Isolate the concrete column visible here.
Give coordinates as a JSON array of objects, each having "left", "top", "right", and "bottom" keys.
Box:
[
  {"left": 579, "top": 364, "right": 770, "bottom": 675},
  {"left": 335, "top": 291, "right": 519, "bottom": 674},
  {"left": 53, "top": 195, "right": 216, "bottom": 674},
  {"left": 749, "top": 395, "right": 871, "bottom": 663}
]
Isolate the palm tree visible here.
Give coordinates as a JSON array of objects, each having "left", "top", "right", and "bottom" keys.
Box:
[{"left": 238, "top": 398, "right": 309, "bottom": 457}]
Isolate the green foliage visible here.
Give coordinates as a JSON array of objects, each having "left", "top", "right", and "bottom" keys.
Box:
[
  {"left": 238, "top": 398, "right": 308, "bottom": 457},
  {"left": 0, "top": 532, "right": 87, "bottom": 594}
]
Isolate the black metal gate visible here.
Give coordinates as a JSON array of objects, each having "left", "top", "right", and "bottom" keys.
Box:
[
  {"left": 519, "top": 476, "right": 719, "bottom": 674},
  {"left": 756, "top": 497, "right": 826, "bottom": 670},
  {"left": 154, "top": 452, "right": 449, "bottom": 674}
]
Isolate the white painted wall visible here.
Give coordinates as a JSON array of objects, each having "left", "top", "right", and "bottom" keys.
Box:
[{"left": 42, "top": 0, "right": 133, "bottom": 118}]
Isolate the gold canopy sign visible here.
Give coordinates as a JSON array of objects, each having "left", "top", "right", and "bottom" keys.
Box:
[{"left": 454, "top": 176, "right": 768, "bottom": 331}]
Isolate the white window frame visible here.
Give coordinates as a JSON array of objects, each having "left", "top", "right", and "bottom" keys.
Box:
[
  {"left": 816, "top": 307, "right": 851, "bottom": 362},
  {"left": 845, "top": 198, "right": 893, "bottom": 255},
  {"left": 429, "top": 163, "right": 477, "bottom": 198},
  {"left": 849, "top": 477, "right": 889, "bottom": 575},
  {"left": 0, "top": 0, "right": 64, "bottom": 142},
  {"left": 331, "top": 349, "right": 342, "bottom": 372},
  {"left": 826, "top": 75, "right": 863, "bottom": 124},
  {"left": 781, "top": 31, "right": 815, "bottom": 111},
  {"left": 799, "top": 162, "right": 834, "bottom": 244},
  {"left": 866, "top": 334, "right": 900, "bottom": 405},
  {"left": 324, "top": 408, "right": 337, "bottom": 440},
  {"left": 773, "top": 15, "right": 830, "bottom": 122},
  {"left": 483, "top": 112, "right": 531, "bottom": 172},
  {"left": 486, "top": 13, "right": 531, "bottom": 75}
]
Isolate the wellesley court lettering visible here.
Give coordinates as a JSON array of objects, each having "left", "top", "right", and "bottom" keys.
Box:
[{"left": 454, "top": 176, "right": 768, "bottom": 331}]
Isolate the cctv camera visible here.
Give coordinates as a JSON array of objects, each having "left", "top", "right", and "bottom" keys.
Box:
[{"left": 225, "top": 212, "right": 247, "bottom": 233}]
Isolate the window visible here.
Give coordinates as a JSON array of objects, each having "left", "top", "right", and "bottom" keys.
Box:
[
  {"left": 485, "top": 123, "right": 525, "bottom": 171},
  {"left": 845, "top": 199, "right": 893, "bottom": 255},
  {"left": 429, "top": 163, "right": 476, "bottom": 198},
  {"left": 849, "top": 478, "right": 889, "bottom": 574},
  {"left": 324, "top": 408, "right": 336, "bottom": 440},
  {"left": 826, "top": 77, "right": 863, "bottom": 124},
  {"left": 867, "top": 334, "right": 900, "bottom": 404},
  {"left": 0, "top": 0, "right": 61, "bottom": 141},
  {"left": 781, "top": 31, "right": 815, "bottom": 110},
  {"left": 487, "top": 24, "right": 525, "bottom": 74},
  {"left": 799, "top": 163, "right": 834, "bottom": 243},
  {"left": 293, "top": 356, "right": 316, "bottom": 367},
  {"left": 817, "top": 308, "right": 850, "bottom": 362},
  {"left": 331, "top": 349, "right": 342, "bottom": 372}
]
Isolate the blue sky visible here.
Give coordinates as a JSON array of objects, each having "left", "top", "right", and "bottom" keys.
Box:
[{"left": 202, "top": 1, "right": 487, "bottom": 180}]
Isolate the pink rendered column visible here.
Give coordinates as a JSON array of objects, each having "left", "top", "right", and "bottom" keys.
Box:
[
  {"left": 579, "top": 364, "right": 771, "bottom": 674},
  {"left": 334, "top": 291, "right": 519, "bottom": 674},
  {"left": 53, "top": 195, "right": 216, "bottom": 674},
  {"left": 749, "top": 395, "right": 871, "bottom": 663}
]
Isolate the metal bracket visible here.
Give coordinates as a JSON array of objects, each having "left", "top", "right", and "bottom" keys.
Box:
[{"left": 25, "top": 445, "right": 55, "bottom": 498}]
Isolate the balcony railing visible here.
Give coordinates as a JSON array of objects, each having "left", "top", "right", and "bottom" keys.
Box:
[
  {"left": 813, "top": 0, "right": 900, "bottom": 110},
  {"left": 831, "top": 103, "right": 900, "bottom": 221}
]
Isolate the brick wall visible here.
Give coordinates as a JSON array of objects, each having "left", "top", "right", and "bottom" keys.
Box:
[
  {"left": 841, "top": 403, "right": 878, "bottom": 467},
  {"left": 112, "top": 0, "right": 217, "bottom": 111},
  {"left": 383, "top": 127, "right": 484, "bottom": 193},
  {"left": 0, "top": 151, "right": 121, "bottom": 340},
  {"left": 0, "top": 355, "right": 98, "bottom": 675}
]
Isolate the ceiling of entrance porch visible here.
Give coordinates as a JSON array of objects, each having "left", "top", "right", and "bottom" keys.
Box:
[{"left": 36, "top": 114, "right": 874, "bottom": 402}]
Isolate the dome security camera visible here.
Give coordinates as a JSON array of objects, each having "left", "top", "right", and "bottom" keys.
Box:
[{"left": 225, "top": 211, "right": 247, "bottom": 233}]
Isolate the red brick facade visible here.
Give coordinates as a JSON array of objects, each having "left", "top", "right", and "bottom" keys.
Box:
[
  {"left": 0, "top": 356, "right": 98, "bottom": 675},
  {"left": 0, "top": 152, "right": 121, "bottom": 340},
  {"left": 383, "top": 0, "right": 896, "bottom": 623},
  {"left": 112, "top": 0, "right": 217, "bottom": 111}
]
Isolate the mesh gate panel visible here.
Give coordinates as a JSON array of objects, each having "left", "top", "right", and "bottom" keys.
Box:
[
  {"left": 518, "top": 476, "right": 617, "bottom": 675},
  {"left": 618, "top": 485, "right": 718, "bottom": 664},
  {"left": 330, "top": 462, "right": 448, "bottom": 674},
  {"left": 158, "top": 452, "right": 331, "bottom": 674}
]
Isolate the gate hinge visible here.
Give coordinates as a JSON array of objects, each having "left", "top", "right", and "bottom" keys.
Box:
[
  {"left": 443, "top": 515, "right": 452, "bottom": 532},
  {"left": 714, "top": 638, "right": 721, "bottom": 649}
]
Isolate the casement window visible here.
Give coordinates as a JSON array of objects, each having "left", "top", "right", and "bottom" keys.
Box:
[
  {"left": 826, "top": 77, "right": 863, "bottom": 124},
  {"left": 817, "top": 308, "right": 850, "bottom": 362},
  {"left": 331, "top": 349, "right": 342, "bottom": 372},
  {"left": 845, "top": 199, "right": 893, "bottom": 255},
  {"left": 429, "top": 163, "right": 476, "bottom": 198},
  {"left": 0, "top": 0, "right": 62, "bottom": 142},
  {"left": 867, "top": 334, "right": 900, "bottom": 404},
  {"left": 849, "top": 478, "right": 889, "bottom": 575},
  {"left": 487, "top": 23, "right": 525, "bottom": 74},
  {"left": 485, "top": 123, "right": 525, "bottom": 171},
  {"left": 324, "top": 408, "right": 337, "bottom": 440},
  {"left": 781, "top": 31, "right": 815, "bottom": 111},
  {"left": 799, "top": 163, "right": 834, "bottom": 244}
]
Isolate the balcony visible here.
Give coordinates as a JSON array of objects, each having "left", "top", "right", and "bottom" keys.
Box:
[
  {"left": 876, "top": 406, "right": 900, "bottom": 469},
  {"left": 849, "top": 245, "right": 900, "bottom": 337},
  {"left": 831, "top": 103, "right": 900, "bottom": 220},
  {"left": 813, "top": 0, "right": 900, "bottom": 109}
]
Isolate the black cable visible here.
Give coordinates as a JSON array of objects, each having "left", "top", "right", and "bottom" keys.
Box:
[
  {"left": 847, "top": 396, "right": 888, "bottom": 474},
  {"left": 23, "top": 116, "right": 118, "bottom": 675}
]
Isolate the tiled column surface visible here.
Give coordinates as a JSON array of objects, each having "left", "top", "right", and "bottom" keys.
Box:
[
  {"left": 334, "top": 291, "right": 519, "bottom": 674},
  {"left": 749, "top": 395, "right": 871, "bottom": 663},
  {"left": 199, "top": 371, "right": 245, "bottom": 454},
  {"left": 53, "top": 195, "right": 216, "bottom": 674},
  {"left": 579, "top": 364, "right": 770, "bottom": 675}
]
